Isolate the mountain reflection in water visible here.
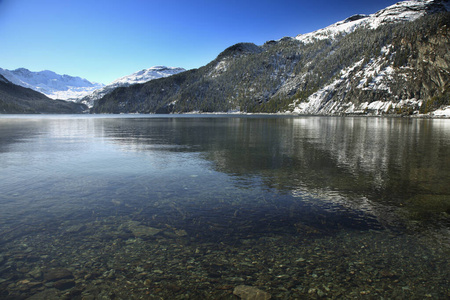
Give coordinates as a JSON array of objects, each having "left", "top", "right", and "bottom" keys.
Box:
[{"left": 0, "top": 115, "right": 449, "bottom": 299}]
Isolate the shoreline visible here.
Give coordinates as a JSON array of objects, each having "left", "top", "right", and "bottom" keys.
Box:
[{"left": 1, "top": 109, "right": 450, "bottom": 119}]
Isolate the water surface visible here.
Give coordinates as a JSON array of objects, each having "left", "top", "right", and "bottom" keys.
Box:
[{"left": 0, "top": 115, "right": 449, "bottom": 299}]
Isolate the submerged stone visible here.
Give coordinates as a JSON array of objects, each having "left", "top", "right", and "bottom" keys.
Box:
[
  {"left": 175, "top": 229, "right": 188, "bottom": 237},
  {"left": 131, "top": 225, "right": 162, "bottom": 238},
  {"left": 233, "top": 285, "right": 272, "bottom": 300},
  {"left": 43, "top": 268, "right": 73, "bottom": 282},
  {"left": 124, "top": 221, "right": 163, "bottom": 238},
  {"left": 65, "top": 224, "right": 86, "bottom": 233},
  {"left": 53, "top": 279, "right": 76, "bottom": 290},
  {"left": 28, "top": 267, "right": 42, "bottom": 279}
]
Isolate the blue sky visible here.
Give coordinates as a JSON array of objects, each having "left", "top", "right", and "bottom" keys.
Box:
[{"left": 0, "top": 0, "right": 399, "bottom": 84}]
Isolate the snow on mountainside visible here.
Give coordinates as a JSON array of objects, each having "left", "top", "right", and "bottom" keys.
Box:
[
  {"left": 291, "top": 0, "right": 450, "bottom": 117},
  {"left": 295, "top": 0, "right": 448, "bottom": 44},
  {"left": 0, "top": 67, "right": 104, "bottom": 100},
  {"left": 80, "top": 66, "right": 185, "bottom": 107}
]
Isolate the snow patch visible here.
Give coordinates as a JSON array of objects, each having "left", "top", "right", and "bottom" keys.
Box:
[
  {"left": 368, "top": 0, "right": 437, "bottom": 29},
  {"left": 293, "top": 60, "right": 364, "bottom": 114},
  {"left": 210, "top": 60, "right": 229, "bottom": 78},
  {"left": 431, "top": 106, "right": 450, "bottom": 117},
  {"left": 355, "top": 52, "right": 395, "bottom": 92},
  {"left": 296, "top": 16, "right": 368, "bottom": 44}
]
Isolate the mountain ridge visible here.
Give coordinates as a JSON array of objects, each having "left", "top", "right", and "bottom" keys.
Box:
[
  {"left": 0, "top": 67, "right": 104, "bottom": 101},
  {"left": 92, "top": 0, "right": 450, "bottom": 116}
]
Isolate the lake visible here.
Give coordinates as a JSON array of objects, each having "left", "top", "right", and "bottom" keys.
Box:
[{"left": 0, "top": 114, "right": 449, "bottom": 299}]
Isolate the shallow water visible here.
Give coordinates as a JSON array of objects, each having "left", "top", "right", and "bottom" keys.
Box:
[{"left": 0, "top": 115, "right": 449, "bottom": 299}]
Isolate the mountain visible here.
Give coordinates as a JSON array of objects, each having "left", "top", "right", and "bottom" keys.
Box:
[
  {"left": 80, "top": 66, "right": 185, "bottom": 107},
  {"left": 0, "top": 68, "right": 104, "bottom": 101},
  {"left": 0, "top": 75, "right": 88, "bottom": 114},
  {"left": 92, "top": 0, "right": 450, "bottom": 116},
  {"left": 295, "top": 0, "right": 448, "bottom": 44}
]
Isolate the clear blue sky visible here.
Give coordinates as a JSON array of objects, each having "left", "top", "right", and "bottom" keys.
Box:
[{"left": 0, "top": 0, "right": 399, "bottom": 84}]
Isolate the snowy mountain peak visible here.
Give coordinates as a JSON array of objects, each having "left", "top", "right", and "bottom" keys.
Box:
[
  {"left": 295, "top": 0, "right": 448, "bottom": 44},
  {"left": 368, "top": 0, "right": 447, "bottom": 28},
  {"left": 110, "top": 66, "right": 185, "bottom": 86},
  {"left": 0, "top": 67, "right": 104, "bottom": 100},
  {"left": 80, "top": 66, "right": 186, "bottom": 107}
]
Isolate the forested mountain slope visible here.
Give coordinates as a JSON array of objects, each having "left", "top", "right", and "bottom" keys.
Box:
[{"left": 92, "top": 1, "right": 450, "bottom": 115}]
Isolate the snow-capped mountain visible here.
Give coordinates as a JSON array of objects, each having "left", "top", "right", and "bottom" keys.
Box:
[
  {"left": 295, "top": 0, "right": 449, "bottom": 44},
  {"left": 80, "top": 66, "right": 185, "bottom": 107},
  {"left": 0, "top": 68, "right": 104, "bottom": 101},
  {"left": 0, "top": 66, "right": 185, "bottom": 106},
  {"left": 92, "top": 0, "right": 450, "bottom": 116}
]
